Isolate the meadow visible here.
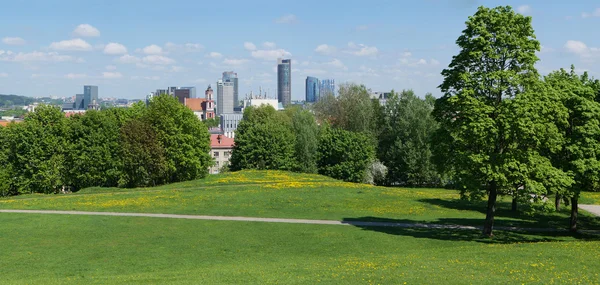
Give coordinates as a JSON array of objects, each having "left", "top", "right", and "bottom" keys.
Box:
[{"left": 1, "top": 170, "right": 599, "bottom": 284}]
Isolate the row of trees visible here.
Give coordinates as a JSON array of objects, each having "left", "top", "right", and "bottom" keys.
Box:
[{"left": 0, "top": 94, "right": 212, "bottom": 195}]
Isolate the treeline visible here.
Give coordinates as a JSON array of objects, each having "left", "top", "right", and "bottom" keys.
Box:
[
  {"left": 0, "top": 94, "right": 35, "bottom": 108},
  {"left": 229, "top": 84, "right": 437, "bottom": 187},
  {"left": 0, "top": 94, "right": 212, "bottom": 196}
]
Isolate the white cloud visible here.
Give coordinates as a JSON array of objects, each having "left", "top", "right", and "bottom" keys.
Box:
[
  {"left": 430, "top": 58, "right": 440, "bottom": 65},
  {"left": 142, "top": 55, "right": 175, "bottom": 65},
  {"left": 105, "top": 65, "right": 117, "bottom": 70},
  {"left": 131, "top": 75, "right": 160, "bottom": 80},
  {"left": 141, "top": 44, "right": 163, "bottom": 55},
  {"left": 103, "top": 71, "right": 123, "bottom": 79},
  {"left": 0, "top": 73, "right": 8, "bottom": 77},
  {"left": 0, "top": 51, "right": 76, "bottom": 62},
  {"left": 402, "top": 51, "right": 412, "bottom": 57},
  {"left": 165, "top": 42, "right": 204, "bottom": 52},
  {"left": 263, "top": 42, "right": 276, "bottom": 49},
  {"left": 326, "top": 58, "right": 347, "bottom": 70},
  {"left": 565, "top": 40, "right": 591, "bottom": 54},
  {"left": 345, "top": 42, "right": 378, "bottom": 56},
  {"left": 315, "top": 44, "right": 337, "bottom": 55},
  {"left": 517, "top": 5, "right": 531, "bottom": 14},
  {"left": 2, "top": 37, "right": 26, "bottom": 45},
  {"left": 251, "top": 49, "right": 291, "bottom": 61},
  {"left": 207, "top": 52, "right": 223, "bottom": 58},
  {"left": 582, "top": 8, "right": 600, "bottom": 18},
  {"left": 169, "top": 66, "right": 186, "bottom": 72},
  {"left": 223, "top": 58, "right": 250, "bottom": 66},
  {"left": 73, "top": 24, "right": 100, "bottom": 37},
  {"left": 117, "top": 54, "right": 140, "bottom": 64},
  {"left": 49, "top": 38, "right": 92, "bottom": 51},
  {"left": 244, "top": 42, "right": 257, "bottom": 51},
  {"left": 275, "top": 14, "right": 297, "bottom": 24},
  {"left": 103, "top": 42, "right": 128, "bottom": 55},
  {"left": 65, "top": 73, "right": 87, "bottom": 79}
]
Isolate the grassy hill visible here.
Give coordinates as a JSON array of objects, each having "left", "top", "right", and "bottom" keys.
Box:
[{"left": 0, "top": 170, "right": 599, "bottom": 284}]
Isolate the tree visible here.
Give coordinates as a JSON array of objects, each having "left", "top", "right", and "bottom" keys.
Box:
[
  {"left": 544, "top": 66, "right": 600, "bottom": 231},
  {"left": 317, "top": 127, "right": 375, "bottom": 183},
  {"left": 284, "top": 106, "right": 319, "bottom": 173},
  {"left": 119, "top": 119, "right": 167, "bottom": 188},
  {"left": 229, "top": 105, "right": 296, "bottom": 171},
  {"left": 379, "top": 90, "right": 439, "bottom": 186},
  {"left": 144, "top": 94, "right": 212, "bottom": 183},
  {"left": 64, "top": 110, "right": 122, "bottom": 191},
  {"left": 313, "top": 83, "right": 375, "bottom": 136},
  {"left": 433, "top": 6, "right": 550, "bottom": 236}
]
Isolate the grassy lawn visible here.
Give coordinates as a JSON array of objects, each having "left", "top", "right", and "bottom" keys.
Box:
[
  {"left": 1, "top": 170, "right": 599, "bottom": 230},
  {"left": 1, "top": 213, "right": 599, "bottom": 284}
]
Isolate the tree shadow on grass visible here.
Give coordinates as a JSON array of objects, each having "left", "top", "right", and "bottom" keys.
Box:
[
  {"left": 342, "top": 216, "right": 600, "bottom": 244},
  {"left": 418, "top": 198, "right": 600, "bottom": 230}
]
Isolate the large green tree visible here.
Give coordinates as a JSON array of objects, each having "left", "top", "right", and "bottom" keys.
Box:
[
  {"left": 379, "top": 90, "right": 439, "bottom": 186},
  {"left": 144, "top": 94, "right": 212, "bottom": 182},
  {"left": 313, "top": 83, "right": 375, "bottom": 136},
  {"left": 544, "top": 67, "right": 600, "bottom": 231},
  {"left": 317, "top": 127, "right": 375, "bottom": 183},
  {"left": 284, "top": 106, "right": 319, "bottom": 173},
  {"left": 433, "top": 6, "right": 558, "bottom": 236},
  {"left": 230, "top": 105, "right": 296, "bottom": 171}
]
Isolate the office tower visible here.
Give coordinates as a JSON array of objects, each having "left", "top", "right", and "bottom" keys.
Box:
[
  {"left": 167, "top": 86, "right": 177, "bottom": 96},
  {"left": 222, "top": 71, "right": 239, "bottom": 107},
  {"left": 174, "top": 87, "right": 196, "bottom": 104},
  {"left": 83, "top": 85, "right": 98, "bottom": 110},
  {"left": 217, "top": 80, "right": 234, "bottom": 115},
  {"left": 277, "top": 58, "right": 291, "bottom": 106},
  {"left": 180, "top": 87, "right": 197, "bottom": 99},
  {"left": 75, "top": 94, "right": 84, "bottom": 110},
  {"left": 320, "top": 79, "right": 335, "bottom": 97},
  {"left": 305, "top": 76, "right": 320, "bottom": 103}
]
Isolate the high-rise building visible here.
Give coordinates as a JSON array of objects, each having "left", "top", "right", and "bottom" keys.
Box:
[
  {"left": 83, "top": 85, "right": 98, "bottom": 110},
  {"left": 74, "top": 94, "right": 84, "bottom": 110},
  {"left": 180, "top": 87, "right": 197, "bottom": 99},
  {"left": 305, "top": 76, "right": 320, "bottom": 103},
  {"left": 174, "top": 87, "right": 196, "bottom": 104},
  {"left": 217, "top": 80, "right": 234, "bottom": 115},
  {"left": 222, "top": 72, "right": 239, "bottom": 108},
  {"left": 320, "top": 79, "right": 335, "bottom": 97},
  {"left": 277, "top": 58, "right": 291, "bottom": 106}
]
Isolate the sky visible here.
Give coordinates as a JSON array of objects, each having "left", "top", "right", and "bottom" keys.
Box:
[{"left": 1, "top": 0, "right": 600, "bottom": 100}]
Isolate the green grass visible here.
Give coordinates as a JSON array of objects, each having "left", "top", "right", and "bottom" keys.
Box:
[
  {"left": 1, "top": 213, "right": 599, "bottom": 284},
  {"left": 1, "top": 170, "right": 599, "bottom": 230}
]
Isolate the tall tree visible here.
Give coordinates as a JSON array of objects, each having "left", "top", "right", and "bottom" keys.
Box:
[
  {"left": 230, "top": 105, "right": 296, "bottom": 171},
  {"left": 544, "top": 66, "right": 600, "bottom": 231},
  {"left": 284, "top": 106, "right": 319, "bottom": 173},
  {"left": 120, "top": 119, "right": 168, "bottom": 188},
  {"left": 313, "top": 83, "right": 375, "bottom": 136},
  {"left": 317, "top": 127, "right": 375, "bottom": 183},
  {"left": 144, "top": 94, "right": 212, "bottom": 182},
  {"left": 379, "top": 90, "right": 439, "bottom": 186},
  {"left": 433, "top": 6, "right": 544, "bottom": 236}
]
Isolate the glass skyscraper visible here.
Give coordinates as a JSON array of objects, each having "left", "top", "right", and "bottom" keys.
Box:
[
  {"left": 222, "top": 71, "right": 238, "bottom": 107},
  {"left": 305, "top": 76, "right": 320, "bottom": 103},
  {"left": 83, "top": 85, "right": 98, "bottom": 110},
  {"left": 320, "top": 79, "right": 335, "bottom": 97},
  {"left": 277, "top": 58, "right": 291, "bottom": 106}
]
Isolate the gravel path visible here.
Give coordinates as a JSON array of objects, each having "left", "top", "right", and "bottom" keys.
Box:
[
  {"left": 580, "top": 204, "right": 600, "bottom": 217},
  {"left": 0, "top": 209, "right": 576, "bottom": 233}
]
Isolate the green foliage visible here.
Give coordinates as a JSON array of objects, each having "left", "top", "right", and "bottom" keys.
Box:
[
  {"left": 204, "top": 118, "right": 219, "bottom": 128},
  {"left": 0, "top": 94, "right": 35, "bottom": 108},
  {"left": 230, "top": 105, "right": 296, "bottom": 171},
  {"left": 379, "top": 90, "right": 440, "bottom": 186},
  {"left": 119, "top": 119, "right": 167, "bottom": 188},
  {"left": 317, "top": 127, "right": 375, "bottom": 183},
  {"left": 313, "top": 83, "right": 375, "bottom": 136},
  {"left": 284, "top": 106, "right": 319, "bottom": 173},
  {"left": 0, "top": 107, "right": 27, "bottom": 117},
  {"left": 144, "top": 94, "right": 212, "bottom": 182},
  {"left": 64, "top": 110, "right": 123, "bottom": 190}
]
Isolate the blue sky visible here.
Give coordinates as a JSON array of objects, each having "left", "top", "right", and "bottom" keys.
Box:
[{"left": 1, "top": 0, "right": 599, "bottom": 100}]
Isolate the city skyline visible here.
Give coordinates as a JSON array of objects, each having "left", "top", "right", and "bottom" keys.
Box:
[{"left": 1, "top": 0, "right": 600, "bottom": 99}]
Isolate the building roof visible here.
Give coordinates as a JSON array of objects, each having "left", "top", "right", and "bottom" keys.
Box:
[
  {"left": 210, "top": 134, "right": 235, "bottom": 149},
  {"left": 185, "top": 98, "right": 207, "bottom": 112},
  {"left": 0, "top": 120, "right": 10, "bottom": 127}
]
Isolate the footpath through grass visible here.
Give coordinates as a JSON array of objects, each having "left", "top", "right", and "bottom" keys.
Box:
[
  {"left": 1, "top": 213, "right": 599, "bottom": 284},
  {"left": 1, "top": 170, "right": 599, "bottom": 230}
]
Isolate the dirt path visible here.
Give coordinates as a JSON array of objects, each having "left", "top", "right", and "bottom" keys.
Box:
[
  {"left": 580, "top": 204, "right": 600, "bottom": 217},
  {"left": 0, "top": 209, "right": 581, "bottom": 233}
]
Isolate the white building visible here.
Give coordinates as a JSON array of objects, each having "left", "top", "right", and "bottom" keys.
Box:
[{"left": 217, "top": 80, "right": 234, "bottom": 115}]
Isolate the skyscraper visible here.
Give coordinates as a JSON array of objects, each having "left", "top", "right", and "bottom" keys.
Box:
[
  {"left": 277, "top": 58, "right": 291, "bottom": 106},
  {"left": 83, "top": 85, "right": 98, "bottom": 110},
  {"left": 180, "top": 87, "right": 197, "bottom": 99},
  {"left": 222, "top": 71, "right": 238, "bottom": 107},
  {"left": 217, "top": 80, "right": 234, "bottom": 115},
  {"left": 305, "top": 76, "right": 320, "bottom": 103},
  {"left": 320, "top": 79, "right": 335, "bottom": 97}
]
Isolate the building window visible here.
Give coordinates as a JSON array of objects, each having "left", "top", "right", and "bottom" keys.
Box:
[
  {"left": 213, "top": 151, "right": 219, "bottom": 157},
  {"left": 224, "top": 151, "right": 230, "bottom": 158}
]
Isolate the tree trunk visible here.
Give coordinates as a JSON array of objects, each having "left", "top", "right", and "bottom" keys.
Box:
[
  {"left": 483, "top": 182, "right": 498, "bottom": 237},
  {"left": 511, "top": 197, "right": 517, "bottom": 212},
  {"left": 555, "top": 194, "right": 561, "bottom": 211},
  {"left": 570, "top": 197, "right": 578, "bottom": 232}
]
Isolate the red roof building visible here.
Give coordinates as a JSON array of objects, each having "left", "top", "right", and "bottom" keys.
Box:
[{"left": 209, "top": 134, "right": 235, "bottom": 174}]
